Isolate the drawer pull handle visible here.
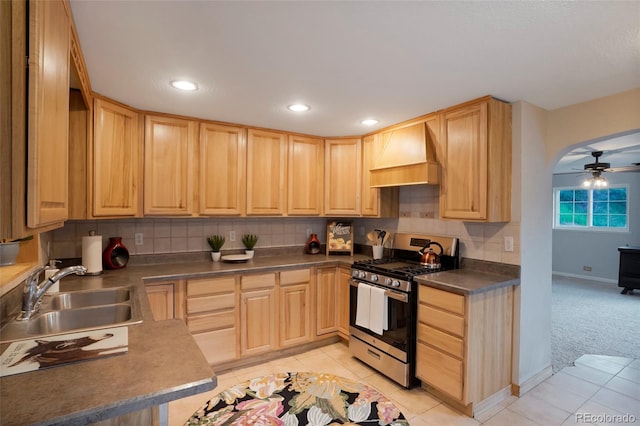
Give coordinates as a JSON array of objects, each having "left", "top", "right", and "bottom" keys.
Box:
[{"left": 367, "top": 349, "right": 381, "bottom": 359}]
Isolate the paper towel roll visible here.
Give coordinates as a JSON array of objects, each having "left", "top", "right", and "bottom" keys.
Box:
[{"left": 82, "top": 234, "right": 103, "bottom": 275}]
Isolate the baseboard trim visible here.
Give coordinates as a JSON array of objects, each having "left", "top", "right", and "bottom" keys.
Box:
[
  {"left": 511, "top": 364, "right": 553, "bottom": 396},
  {"left": 473, "top": 386, "right": 513, "bottom": 418},
  {"left": 552, "top": 271, "right": 617, "bottom": 284}
]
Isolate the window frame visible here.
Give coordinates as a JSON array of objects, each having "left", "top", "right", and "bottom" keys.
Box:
[{"left": 553, "top": 184, "right": 629, "bottom": 232}]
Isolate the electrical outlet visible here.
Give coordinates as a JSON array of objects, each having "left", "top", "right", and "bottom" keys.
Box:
[
  {"left": 583, "top": 265, "right": 592, "bottom": 272},
  {"left": 504, "top": 236, "right": 514, "bottom": 252},
  {"left": 134, "top": 233, "right": 143, "bottom": 245},
  {"left": 359, "top": 226, "right": 365, "bottom": 236},
  {"left": 229, "top": 231, "right": 236, "bottom": 242}
]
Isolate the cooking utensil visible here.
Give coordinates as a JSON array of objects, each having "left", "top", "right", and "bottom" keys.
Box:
[
  {"left": 367, "top": 231, "right": 377, "bottom": 243},
  {"left": 378, "top": 230, "right": 387, "bottom": 245}
]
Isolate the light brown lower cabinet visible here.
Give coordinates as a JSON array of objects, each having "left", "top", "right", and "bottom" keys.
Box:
[
  {"left": 144, "top": 280, "right": 183, "bottom": 321},
  {"left": 315, "top": 267, "right": 339, "bottom": 336},
  {"left": 240, "top": 273, "right": 277, "bottom": 356},
  {"left": 163, "top": 267, "right": 348, "bottom": 368},
  {"left": 337, "top": 267, "right": 351, "bottom": 338},
  {"left": 416, "top": 283, "right": 513, "bottom": 415},
  {"left": 186, "top": 276, "right": 238, "bottom": 365},
  {"left": 279, "top": 269, "right": 312, "bottom": 347}
]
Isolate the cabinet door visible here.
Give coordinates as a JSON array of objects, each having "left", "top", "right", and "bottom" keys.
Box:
[
  {"left": 279, "top": 283, "right": 311, "bottom": 347},
  {"left": 361, "top": 134, "right": 380, "bottom": 217},
  {"left": 288, "top": 135, "right": 323, "bottom": 215},
  {"left": 199, "top": 123, "right": 246, "bottom": 215},
  {"left": 145, "top": 282, "right": 176, "bottom": 321},
  {"left": 337, "top": 267, "right": 351, "bottom": 337},
  {"left": 144, "top": 115, "right": 197, "bottom": 215},
  {"left": 315, "top": 267, "right": 339, "bottom": 335},
  {"left": 240, "top": 288, "right": 277, "bottom": 356},
  {"left": 440, "top": 102, "right": 488, "bottom": 220},
  {"left": 26, "top": 0, "right": 70, "bottom": 227},
  {"left": 92, "top": 98, "right": 141, "bottom": 217},
  {"left": 324, "top": 138, "right": 361, "bottom": 216},
  {"left": 246, "top": 129, "right": 287, "bottom": 215}
]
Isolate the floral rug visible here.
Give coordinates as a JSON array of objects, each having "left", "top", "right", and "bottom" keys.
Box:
[{"left": 185, "top": 372, "right": 409, "bottom": 425}]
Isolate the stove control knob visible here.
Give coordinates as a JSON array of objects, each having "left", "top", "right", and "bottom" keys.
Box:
[
  {"left": 370, "top": 274, "right": 379, "bottom": 282},
  {"left": 384, "top": 278, "right": 392, "bottom": 286},
  {"left": 351, "top": 270, "right": 359, "bottom": 278},
  {"left": 358, "top": 271, "right": 367, "bottom": 279},
  {"left": 391, "top": 280, "right": 401, "bottom": 288}
]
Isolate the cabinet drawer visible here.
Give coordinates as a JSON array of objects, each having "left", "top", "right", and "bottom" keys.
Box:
[
  {"left": 241, "top": 273, "right": 276, "bottom": 291},
  {"left": 187, "top": 276, "right": 236, "bottom": 297},
  {"left": 416, "top": 343, "right": 463, "bottom": 401},
  {"left": 419, "top": 285, "right": 465, "bottom": 315},
  {"left": 417, "top": 322, "right": 464, "bottom": 359},
  {"left": 280, "top": 269, "right": 311, "bottom": 286},
  {"left": 187, "top": 293, "right": 235, "bottom": 314},
  {"left": 188, "top": 311, "right": 235, "bottom": 333},
  {"left": 418, "top": 304, "right": 465, "bottom": 337},
  {"left": 193, "top": 328, "right": 237, "bottom": 364}
]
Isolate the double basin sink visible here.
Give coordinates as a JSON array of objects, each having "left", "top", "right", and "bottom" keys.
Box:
[{"left": 0, "top": 286, "right": 143, "bottom": 343}]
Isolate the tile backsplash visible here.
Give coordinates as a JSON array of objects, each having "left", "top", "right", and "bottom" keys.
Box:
[{"left": 51, "top": 186, "right": 520, "bottom": 265}]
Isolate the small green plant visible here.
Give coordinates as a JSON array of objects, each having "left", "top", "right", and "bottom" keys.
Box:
[
  {"left": 207, "top": 235, "right": 225, "bottom": 252},
  {"left": 241, "top": 234, "right": 258, "bottom": 250}
]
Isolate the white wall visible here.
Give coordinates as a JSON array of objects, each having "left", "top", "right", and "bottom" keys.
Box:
[
  {"left": 512, "top": 101, "right": 553, "bottom": 386},
  {"left": 552, "top": 167, "right": 640, "bottom": 282}
]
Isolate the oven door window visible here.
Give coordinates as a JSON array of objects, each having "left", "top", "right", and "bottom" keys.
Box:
[{"left": 349, "top": 282, "right": 409, "bottom": 352}]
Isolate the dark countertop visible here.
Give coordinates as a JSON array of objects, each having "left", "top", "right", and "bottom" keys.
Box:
[
  {"left": 0, "top": 252, "right": 517, "bottom": 424},
  {"left": 0, "top": 254, "right": 358, "bottom": 426},
  {"left": 415, "top": 269, "right": 520, "bottom": 295}
]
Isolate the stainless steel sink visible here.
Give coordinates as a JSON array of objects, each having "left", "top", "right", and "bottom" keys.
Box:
[
  {"left": 46, "top": 287, "right": 131, "bottom": 310},
  {"left": 0, "top": 286, "right": 143, "bottom": 343}
]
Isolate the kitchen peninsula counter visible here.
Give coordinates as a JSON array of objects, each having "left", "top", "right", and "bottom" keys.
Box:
[{"left": 0, "top": 253, "right": 360, "bottom": 426}]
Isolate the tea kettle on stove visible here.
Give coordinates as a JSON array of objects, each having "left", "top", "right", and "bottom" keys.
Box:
[{"left": 418, "top": 241, "right": 444, "bottom": 269}]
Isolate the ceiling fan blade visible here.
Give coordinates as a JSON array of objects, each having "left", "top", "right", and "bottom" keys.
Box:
[{"left": 609, "top": 165, "right": 640, "bottom": 173}]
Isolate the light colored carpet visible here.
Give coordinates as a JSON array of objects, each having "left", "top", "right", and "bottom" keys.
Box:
[{"left": 552, "top": 275, "right": 640, "bottom": 372}]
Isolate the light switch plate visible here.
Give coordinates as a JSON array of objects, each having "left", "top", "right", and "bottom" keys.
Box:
[{"left": 504, "top": 236, "right": 514, "bottom": 252}]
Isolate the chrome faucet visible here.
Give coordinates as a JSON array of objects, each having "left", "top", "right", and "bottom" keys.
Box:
[{"left": 17, "top": 265, "right": 87, "bottom": 320}]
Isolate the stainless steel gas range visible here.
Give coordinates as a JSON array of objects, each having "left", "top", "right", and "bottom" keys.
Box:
[{"left": 349, "top": 233, "right": 459, "bottom": 388}]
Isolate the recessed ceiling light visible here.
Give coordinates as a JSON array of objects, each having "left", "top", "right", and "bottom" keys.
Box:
[
  {"left": 361, "top": 119, "right": 379, "bottom": 126},
  {"left": 170, "top": 80, "right": 198, "bottom": 91},
  {"left": 288, "top": 104, "right": 310, "bottom": 112}
]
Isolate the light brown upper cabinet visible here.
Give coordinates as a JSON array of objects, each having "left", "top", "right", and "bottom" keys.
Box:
[
  {"left": 361, "top": 134, "right": 398, "bottom": 217},
  {"left": 440, "top": 97, "right": 511, "bottom": 222},
  {"left": 246, "top": 129, "right": 287, "bottom": 215},
  {"left": 324, "top": 138, "right": 362, "bottom": 216},
  {"left": 199, "top": 123, "right": 246, "bottom": 216},
  {"left": 144, "top": 115, "right": 198, "bottom": 216},
  {"left": 26, "top": 0, "right": 70, "bottom": 227},
  {"left": 92, "top": 98, "right": 141, "bottom": 217},
  {"left": 288, "top": 135, "right": 324, "bottom": 216}
]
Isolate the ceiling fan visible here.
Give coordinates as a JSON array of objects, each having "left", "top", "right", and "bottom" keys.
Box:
[{"left": 579, "top": 151, "right": 640, "bottom": 187}]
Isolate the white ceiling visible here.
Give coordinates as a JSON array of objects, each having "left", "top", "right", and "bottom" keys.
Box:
[{"left": 69, "top": 1, "right": 640, "bottom": 140}]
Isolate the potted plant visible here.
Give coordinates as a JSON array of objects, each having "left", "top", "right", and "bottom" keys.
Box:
[
  {"left": 207, "top": 235, "right": 225, "bottom": 261},
  {"left": 241, "top": 234, "right": 258, "bottom": 258}
]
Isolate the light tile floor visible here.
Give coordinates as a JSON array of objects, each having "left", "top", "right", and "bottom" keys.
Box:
[{"left": 169, "top": 343, "right": 640, "bottom": 425}]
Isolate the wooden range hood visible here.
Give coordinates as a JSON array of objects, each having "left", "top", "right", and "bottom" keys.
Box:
[{"left": 370, "top": 121, "right": 439, "bottom": 187}]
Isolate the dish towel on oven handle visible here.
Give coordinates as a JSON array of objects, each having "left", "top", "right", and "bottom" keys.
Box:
[
  {"left": 355, "top": 283, "right": 371, "bottom": 329},
  {"left": 369, "top": 285, "right": 388, "bottom": 335}
]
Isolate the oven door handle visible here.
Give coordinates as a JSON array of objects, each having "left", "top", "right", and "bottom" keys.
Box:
[{"left": 350, "top": 280, "right": 409, "bottom": 303}]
